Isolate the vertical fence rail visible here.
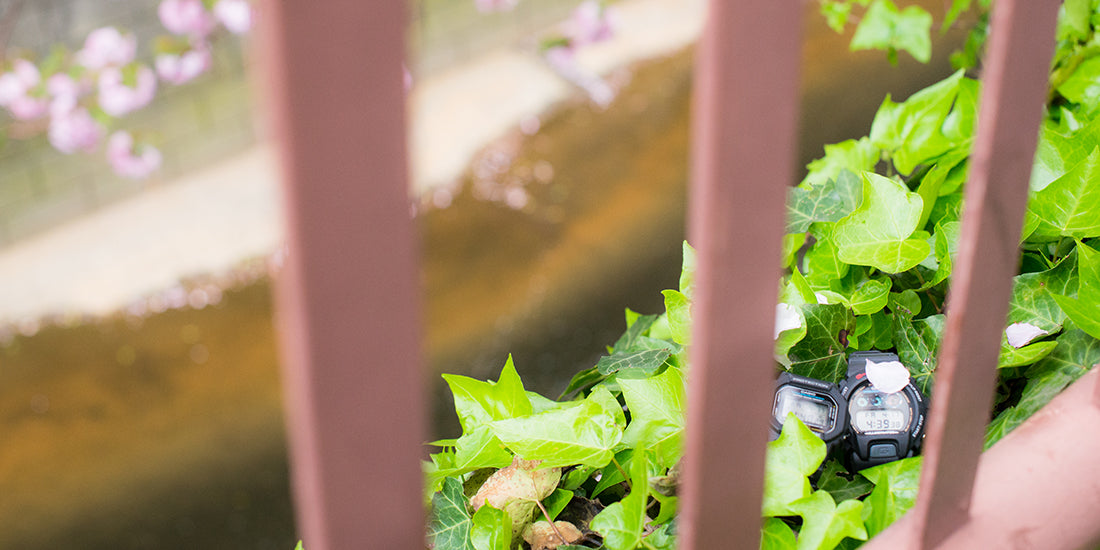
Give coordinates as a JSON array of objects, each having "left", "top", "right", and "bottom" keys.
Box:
[
  {"left": 260, "top": 1, "right": 425, "bottom": 549},
  {"left": 858, "top": 0, "right": 1061, "bottom": 547},
  {"left": 678, "top": 0, "right": 803, "bottom": 548}
]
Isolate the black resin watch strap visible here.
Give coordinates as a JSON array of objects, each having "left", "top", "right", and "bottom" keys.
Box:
[{"left": 846, "top": 350, "right": 900, "bottom": 377}]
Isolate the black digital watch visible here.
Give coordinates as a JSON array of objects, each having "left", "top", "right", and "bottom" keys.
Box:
[
  {"left": 770, "top": 372, "right": 848, "bottom": 454},
  {"left": 839, "top": 351, "right": 927, "bottom": 471}
]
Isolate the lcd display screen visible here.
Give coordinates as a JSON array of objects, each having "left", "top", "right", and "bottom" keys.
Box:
[
  {"left": 848, "top": 385, "right": 911, "bottom": 434},
  {"left": 774, "top": 386, "right": 835, "bottom": 432}
]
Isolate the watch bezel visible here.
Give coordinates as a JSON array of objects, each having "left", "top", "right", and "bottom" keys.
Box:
[
  {"left": 840, "top": 352, "right": 927, "bottom": 470},
  {"left": 771, "top": 371, "right": 849, "bottom": 451}
]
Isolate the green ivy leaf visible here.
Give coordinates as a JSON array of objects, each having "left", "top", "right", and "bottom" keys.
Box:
[
  {"left": 1051, "top": 242, "right": 1100, "bottom": 340},
  {"left": 789, "top": 490, "right": 868, "bottom": 550},
  {"left": 833, "top": 172, "right": 930, "bottom": 273},
  {"left": 1057, "top": 0, "right": 1092, "bottom": 43},
  {"left": 820, "top": 0, "right": 853, "bottom": 33},
  {"left": 426, "top": 425, "right": 515, "bottom": 494},
  {"left": 1030, "top": 116, "right": 1100, "bottom": 192},
  {"left": 470, "top": 504, "right": 511, "bottom": 550},
  {"left": 620, "top": 367, "right": 686, "bottom": 468},
  {"left": 596, "top": 348, "right": 673, "bottom": 376},
  {"left": 590, "top": 449, "right": 650, "bottom": 550},
  {"left": 850, "top": 278, "right": 891, "bottom": 315},
  {"left": 893, "top": 314, "right": 943, "bottom": 394},
  {"left": 762, "top": 414, "right": 827, "bottom": 517},
  {"left": 650, "top": 490, "right": 678, "bottom": 525},
  {"left": 860, "top": 456, "right": 922, "bottom": 538},
  {"left": 1018, "top": 329, "right": 1100, "bottom": 420},
  {"left": 680, "top": 241, "right": 697, "bottom": 297},
  {"left": 489, "top": 386, "right": 623, "bottom": 468},
  {"left": 942, "top": 0, "right": 972, "bottom": 30},
  {"left": 941, "top": 78, "right": 979, "bottom": 144},
  {"left": 1008, "top": 250, "right": 1078, "bottom": 333},
  {"left": 788, "top": 170, "right": 865, "bottom": 233},
  {"left": 888, "top": 289, "right": 922, "bottom": 319},
  {"left": 443, "top": 355, "right": 533, "bottom": 432},
  {"left": 850, "top": 0, "right": 932, "bottom": 64},
  {"left": 802, "top": 139, "right": 879, "bottom": 189},
  {"left": 1026, "top": 147, "right": 1100, "bottom": 239},
  {"left": 855, "top": 311, "right": 894, "bottom": 351},
  {"left": 428, "top": 477, "right": 475, "bottom": 550},
  {"left": 644, "top": 523, "right": 677, "bottom": 550},
  {"left": 662, "top": 289, "right": 692, "bottom": 346},
  {"left": 805, "top": 237, "right": 850, "bottom": 289},
  {"left": 612, "top": 313, "right": 658, "bottom": 352},
  {"left": 869, "top": 70, "right": 966, "bottom": 175},
  {"left": 541, "top": 489, "right": 573, "bottom": 522},
  {"left": 989, "top": 328, "right": 1100, "bottom": 446},
  {"left": 592, "top": 449, "right": 635, "bottom": 498},
  {"left": 928, "top": 221, "right": 961, "bottom": 288},
  {"left": 998, "top": 340, "right": 1058, "bottom": 369},
  {"left": 789, "top": 304, "right": 855, "bottom": 383},
  {"left": 761, "top": 517, "right": 798, "bottom": 550},
  {"left": 817, "top": 459, "right": 874, "bottom": 502}
]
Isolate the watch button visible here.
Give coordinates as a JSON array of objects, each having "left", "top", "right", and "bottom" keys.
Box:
[{"left": 869, "top": 443, "right": 897, "bottom": 459}]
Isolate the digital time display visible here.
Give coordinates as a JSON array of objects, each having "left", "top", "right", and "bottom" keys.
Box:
[
  {"left": 774, "top": 386, "right": 835, "bottom": 432},
  {"left": 855, "top": 410, "right": 906, "bottom": 432},
  {"left": 848, "top": 385, "right": 911, "bottom": 434}
]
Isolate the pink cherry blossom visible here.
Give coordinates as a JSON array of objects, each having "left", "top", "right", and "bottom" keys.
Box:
[
  {"left": 48, "top": 107, "right": 104, "bottom": 154},
  {"left": 7, "top": 95, "right": 48, "bottom": 119},
  {"left": 156, "top": 47, "right": 211, "bottom": 85},
  {"left": 76, "top": 27, "right": 137, "bottom": 70},
  {"left": 566, "top": 1, "right": 616, "bottom": 46},
  {"left": 107, "top": 131, "right": 162, "bottom": 179},
  {"left": 1005, "top": 322, "right": 1049, "bottom": 348},
  {"left": 159, "top": 0, "right": 216, "bottom": 37},
  {"left": 774, "top": 303, "right": 803, "bottom": 339},
  {"left": 475, "top": 0, "right": 518, "bottom": 13},
  {"left": 865, "top": 359, "right": 911, "bottom": 394},
  {"left": 214, "top": 0, "right": 252, "bottom": 34},
  {"left": 0, "top": 59, "right": 40, "bottom": 106},
  {"left": 47, "top": 73, "right": 81, "bottom": 100},
  {"left": 98, "top": 65, "right": 157, "bottom": 116}
]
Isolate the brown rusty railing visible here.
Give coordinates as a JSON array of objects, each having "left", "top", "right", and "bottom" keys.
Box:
[{"left": 260, "top": 0, "right": 1100, "bottom": 548}]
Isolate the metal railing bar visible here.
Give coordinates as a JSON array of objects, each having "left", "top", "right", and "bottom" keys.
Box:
[
  {"left": 678, "top": 0, "right": 803, "bottom": 548},
  {"left": 867, "top": 368, "right": 1100, "bottom": 549},
  {"left": 863, "top": 0, "right": 1062, "bottom": 547},
  {"left": 260, "top": 1, "right": 426, "bottom": 549}
]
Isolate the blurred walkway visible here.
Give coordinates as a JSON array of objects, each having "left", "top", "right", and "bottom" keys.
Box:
[{"left": 0, "top": 0, "right": 704, "bottom": 327}]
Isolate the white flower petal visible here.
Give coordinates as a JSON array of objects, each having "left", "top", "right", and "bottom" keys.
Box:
[
  {"left": 774, "top": 303, "right": 802, "bottom": 339},
  {"left": 865, "top": 359, "right": 910, "bottom": 394},
  {"left": 1005, "top": 322, "right": 1049, "bottom": 348}
]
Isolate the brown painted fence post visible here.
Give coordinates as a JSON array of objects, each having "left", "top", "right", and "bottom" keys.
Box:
[
  {"left": 259, "top": 1, "right": 425, "bottom": 549},
  {"left": 678, "top": 0, "right": 803, "bottom": 548},
  {"left": 863, "top": 0, "right": 1061, "bottom": 547}
]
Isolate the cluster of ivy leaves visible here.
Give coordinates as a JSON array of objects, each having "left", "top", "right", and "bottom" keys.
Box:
[{"left": 416, "top": 1, "right": 1100, "bottom": 550}]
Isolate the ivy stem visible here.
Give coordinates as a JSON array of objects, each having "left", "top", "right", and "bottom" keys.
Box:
[
  {"left": 1053, "top": 236, "right": 1074, "bottom": 262},
  {"left": 610, "top": 456, "right": 631, "bottom": 491},
  {"left": 533, "top": 498, "right": 568, "bottom": 545}
]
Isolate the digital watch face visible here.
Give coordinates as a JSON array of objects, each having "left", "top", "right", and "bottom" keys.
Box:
[
  {"left": 773, "top": 385, "right": 838, "bottom": 433},
  {"left": 848, "top": 384, "right": 911, "bottom": 434}
]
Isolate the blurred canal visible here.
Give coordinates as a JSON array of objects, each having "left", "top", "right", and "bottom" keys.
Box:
[{"left": 0, "top": 11, "right": 966, "bottom": 548}]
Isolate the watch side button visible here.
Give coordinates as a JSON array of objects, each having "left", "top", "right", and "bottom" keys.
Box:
[{"left": 869, "top": 442, "right": 897, "bottom": 458}]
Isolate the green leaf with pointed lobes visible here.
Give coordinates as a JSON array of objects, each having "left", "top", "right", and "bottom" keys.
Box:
[
  {"left": 443, "top": 355, "right": 533, "bottom": 433},
  {"left": 1026, "top": 148, "right": 1100, "bottom": 240},
  {"left": 489, "top": 385, "right": 622, "bottom": 469},
  {"left": 762, "top": 414, "right": 827, "bottom": 517},
  {"left": 833, "top": 172, "right": 930, "bottom": 273},
  {"left": 1051, "top": 241, "right": 1100, "bottom": 340}
]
